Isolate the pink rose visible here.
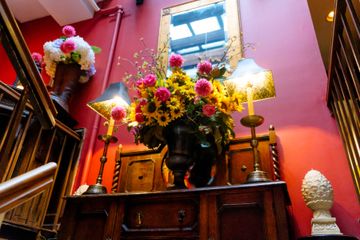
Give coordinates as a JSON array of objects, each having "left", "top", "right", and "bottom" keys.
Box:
[
  {"left": 155, "top": 87, "right": 171, "bottom": 102},
  {"left": 62, "top": 25, "right": 76, "bottom": 37},
  {"left": 135, "top": 113, "right": 144, "bottom": 123},
  {"left": 60, "top": 39, "right": 76, "bottom": 54},
  {"left": 195, "top": 78, "right": 212, "bottom": 97},
  {"left": 143, "top": 74, "right": 156, "bottom": 87},
  {"left": 31, "top": 52, "right": 42, "bottom": 63},
  {"left": 111, "top": 106, "right": 126, "bottom": 121},
  {"left": 197, "top": 60, "right": 212, "bottom": 75},
  {"left": 169, "top": 54, "right": 184, "bottom": 68},
  {"left": 202, "top": 104, "right": 216, "bottom": 117}
]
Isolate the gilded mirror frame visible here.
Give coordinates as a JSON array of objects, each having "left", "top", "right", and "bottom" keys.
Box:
[{"left": 157, "top": 0, "right": 243, "bottom": 73}]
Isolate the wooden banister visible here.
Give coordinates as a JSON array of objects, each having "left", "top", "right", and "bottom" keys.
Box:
[
  {"left": 327, "top": 0, "right": 360, "bottom": 199},
  {"left": 0, "top": 162, "right": 57, "bottom": 213}
]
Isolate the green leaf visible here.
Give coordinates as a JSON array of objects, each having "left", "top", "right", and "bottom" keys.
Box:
[
  {"left": 91, "top": 46, "right": 102, "bottom": 54},
  {"left": 71, "top": 52, "right": 80, "bottom": 62}
]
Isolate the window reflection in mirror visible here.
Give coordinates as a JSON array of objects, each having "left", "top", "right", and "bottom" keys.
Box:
[{"left": 158, "top": 0, "right": 242, "bottom": 76}]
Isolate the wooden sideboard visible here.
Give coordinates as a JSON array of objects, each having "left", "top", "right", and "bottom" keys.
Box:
[{"left": 58, "top": 181, "right": 290, "bottom": 240}]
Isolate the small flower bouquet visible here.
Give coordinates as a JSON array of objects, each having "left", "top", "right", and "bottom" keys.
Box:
[
  {"left": 126, "top": 51, "right": 243, "bottom": 153},
  {"left": 43, "top": 25, "right": 100, "bottom": 83}
]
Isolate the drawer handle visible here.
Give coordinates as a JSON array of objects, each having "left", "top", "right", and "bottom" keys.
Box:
[
  {"left": 241, "top": 165, "right": 247, "bottom": 172},
  {"left": 177, "top": 209, "right": 186, "bottom": 223},
  {"left": 136, "top": 212, "right": 143, "bottom": 227}
]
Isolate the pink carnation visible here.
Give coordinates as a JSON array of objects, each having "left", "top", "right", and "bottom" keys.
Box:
[
  {"left": 62, "top": 25, "right": 76, "bottom": 37},
  {"left": 197, "top": 60, "right": 212, "bottom": 75},
  {"left": 195, "top": 78, "right": 212, "bottom": 97},
  {"left": 111, "top": 106, "right": 127, "bottom": 121},
  {"left": 155, "top": 87, "right": 171, "bottom": 102},
  {"left": 31, "top": 52, "right": 42, "bottom": 63},
  {"left": 60, "top": 39, "right": 76, "bottom": 54},
  {"left": 202, "top": 104, "right": 216, "bottom": 117},
  {"left": 135, "top": 113, "right": 145, "bottom": 123},
  {"left": 143, "top": 74, "right": 156, "bottom": 87},
  {"left": 169, "top": 54, "right": 184, "bottom": 68},
  {"left": 136, "top": 78, "right": 144, "bottom": 88}
]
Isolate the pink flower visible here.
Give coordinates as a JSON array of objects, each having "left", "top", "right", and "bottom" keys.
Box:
[
  {"left": 169, "top": 54, "right": 184, "bottom": 68},
  {"left": 135, "top": 113, "right": 144, "bottom": 123},
  {"left": 194, "top": 96, "right": 201, "bottom": 104},
  {"left": 143, "top": 74, "right": 156, "bottom": 87},
  {"left": 202, "top": 104, "right": 216, "bottom": 117},
  {"left": 195, "top": 78, "right": 212, "bottom": 97},
  {"left": 111, "top": 106, "right": 127, "bottom": 121},
  {"left": 136, "top": 99, "right": 147, "bottom": 113},
  {"left": 136, "top": 78, "right": 144, "bottom": 88},
  {"left": 60, "top": 39, "right": 76, "bottom": 54},
  {"left": 155, "top": 87, "right": 171, "bottom": 102},
  {"left": 197, "top": 60, "right": 212, "bottom": 75},
  {"left": 62, "top": 25, "right": 76, "bottom": 37},
  {"left": 31, "top": 52, "right": 42, "bottom": 63}
]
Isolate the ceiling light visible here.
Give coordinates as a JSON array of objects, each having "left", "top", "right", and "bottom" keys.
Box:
[{"left": 326, "top": 10, "right": 334, "bottom": 22}]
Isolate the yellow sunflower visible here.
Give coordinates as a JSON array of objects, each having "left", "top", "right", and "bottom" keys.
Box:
[
  {"left": 167, "top": 96, "right": 181, "bottom": 110},
  {"left": 142, "top": 101, "right": 158, "bottom": 119},
  {"left": 170, "top": 105, "right": 185, "bottom": 120},
  {"left": 156, "top": 111, "right": 171, "bottom": 127}
]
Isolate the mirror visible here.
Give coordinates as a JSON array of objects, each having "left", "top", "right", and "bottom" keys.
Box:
[{"left": 158, "top": 0, "right": 242, "bottom": 76}]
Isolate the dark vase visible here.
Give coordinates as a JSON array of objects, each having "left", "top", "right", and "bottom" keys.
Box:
[
  {"left": 50, "top": 63, "right": 81, "bottom": 112},
  {"left": 189, "top": 137, "right": 217, "bottom": 187},
  {"left": 165, "top": 122, "right": 195, "bottom": 189}
]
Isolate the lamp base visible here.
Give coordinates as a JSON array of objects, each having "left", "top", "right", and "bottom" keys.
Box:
[
  {"left": 83, "top": 183, "right": 107, "bottom": 194},
  {"left": 246, "top": 170, "right": 271, "bottom": 183}
]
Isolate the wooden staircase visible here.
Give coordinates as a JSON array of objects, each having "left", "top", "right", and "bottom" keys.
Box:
[{"left": 0, "top": 0, "right": 85, "bottom": 238}]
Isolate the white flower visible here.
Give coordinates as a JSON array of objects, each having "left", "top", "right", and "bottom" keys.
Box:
[{"left": 43, "top": 36, "right": 96, "bottom": 82}]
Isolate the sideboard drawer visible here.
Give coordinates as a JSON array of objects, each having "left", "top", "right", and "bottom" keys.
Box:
[{"left": 121, "top": 197, "right": 199, "bottom": 237}]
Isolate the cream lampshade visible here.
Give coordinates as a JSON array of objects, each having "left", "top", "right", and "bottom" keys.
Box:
[{"left": 225, "top": 58, "right": 276, "bottom": 183}]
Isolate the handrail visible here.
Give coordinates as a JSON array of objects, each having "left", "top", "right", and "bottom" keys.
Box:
[
  {"left": 326, "top": 0, "right": 360, "bottom": 199},
  {"left": 0, "top": 0, "right": 57, "bottom": 129},
  {"left": 0, "top": 162, "right": 57, "bottom": 213}
]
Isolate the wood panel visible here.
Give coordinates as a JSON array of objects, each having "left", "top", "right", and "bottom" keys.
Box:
[{"left": 59, "top": 182, "right": 291, "bottom": 240}]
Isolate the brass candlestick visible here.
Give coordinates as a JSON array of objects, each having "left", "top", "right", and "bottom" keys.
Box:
[
  {"left": 84, "top": 134, "right": 118, "bottom": 194},
  {"left": 240, "top": 114, "right": 270, "bottom": 183}
]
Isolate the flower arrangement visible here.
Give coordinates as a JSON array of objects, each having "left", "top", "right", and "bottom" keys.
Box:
[
  {"left": 126, "top": 48, "right": 243, "bottom": 152},
  {"left": 43, "top": 25, "right": 100, "bottom": 83}
]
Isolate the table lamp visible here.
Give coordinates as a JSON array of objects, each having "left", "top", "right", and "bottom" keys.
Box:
[
  {"left": 225, "top": 58, "right": 276, "bottom": 183},
  {"left": 84, "top": 82, "right": 130, "bottom": 194}
]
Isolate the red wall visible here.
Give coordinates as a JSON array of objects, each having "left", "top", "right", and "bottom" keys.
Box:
[{"left": 1, "top": 0, "right": 358, "bottom": 237}]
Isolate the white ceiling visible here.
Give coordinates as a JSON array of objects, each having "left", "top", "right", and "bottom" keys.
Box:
[{"left": 5, "top": 0, "right": 101, "bottom": 26}]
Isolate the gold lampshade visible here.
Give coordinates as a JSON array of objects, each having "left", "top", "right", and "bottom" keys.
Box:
[
  {"left": 87, "top": 82, "right": 131, "bottom": 120},
  {"left": 225, "top": 58, "right": 276, "bottom": 103}
]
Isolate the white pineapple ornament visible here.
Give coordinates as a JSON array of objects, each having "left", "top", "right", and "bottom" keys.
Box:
[{"left": 301, "top": 170, "right": 342, "bottom": 235}]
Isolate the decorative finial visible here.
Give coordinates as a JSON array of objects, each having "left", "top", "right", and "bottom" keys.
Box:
[{"left": 301, "top": 170, "right": 342, "bottom": 235}]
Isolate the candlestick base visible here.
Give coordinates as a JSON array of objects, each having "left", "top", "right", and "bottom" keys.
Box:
[
  {"left": 240, "top": 115, "right": 264, "bottom": 127},
  {"left": 240, "top": 114, "right": 271, "bottom": 184},
  {"left": 246, "top": 170, "right": 271, "bottom": 183},
  {"left": 84, "top": 183, "right": 107, "bottom": 194}
]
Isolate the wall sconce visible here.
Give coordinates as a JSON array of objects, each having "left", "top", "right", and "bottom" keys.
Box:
[
  {"left": 225, "top": 58, "right": 276, "bottom": 183},
  {"left": 84, "top": 82, "right": 130, "bottom": 194}
]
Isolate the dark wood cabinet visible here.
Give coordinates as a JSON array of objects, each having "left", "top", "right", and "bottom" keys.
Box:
[{"left": 58, "top": 181, "right": 290, "bottom": 240}]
